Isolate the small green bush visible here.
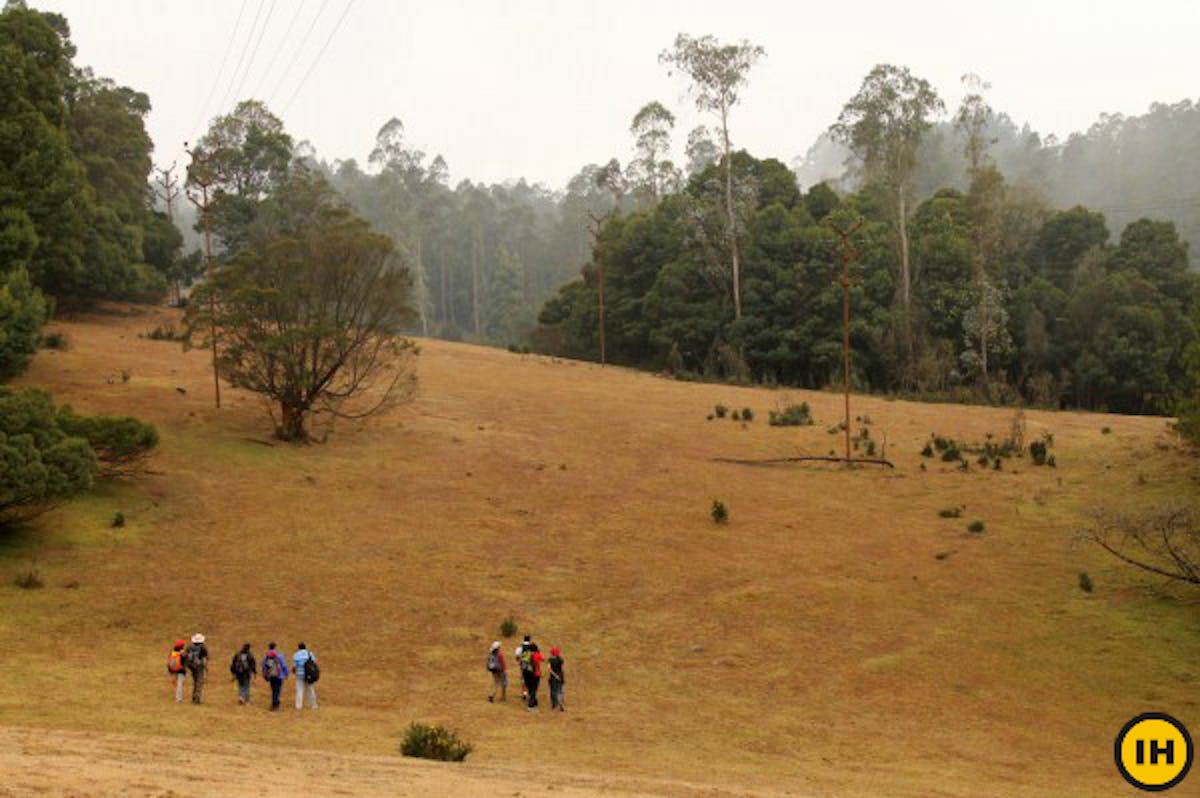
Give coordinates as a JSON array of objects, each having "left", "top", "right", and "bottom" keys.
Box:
[
  {"left": 499, "top": 616, "right": 517, "bottom": 638},
  {"left": 941, "top": 444, "right": 961, "bottom": 462},
  {"left": 144, "top": 324, "right": 183, "bottom": 342},
  {"left": 710, "top": 499, "right": 729, "bottom": 524},
  {"left": 938, "top": 507, "right": 962, "bottom": 519},
  {"left": 111, "top": 512, "right": 125, "bottom": 528},
  {"left": 400, "top": 722, "right": 473, "bottom": 762},
  {"left": 768, "top": 402, "right": 812, "bottom": 427},
  {"left": 56, "top": 408, "right": 158, "bottom": 477},
  {"left": 967, "top": 520, "right": 985, "bottom": 534},
  {"left": 920, "top": 442, "right": 934, "bottom": 458},
  {"left": 714, "top": 404, "right": 728, "bottom": 419},
  {"left": 1078, "top": 572, "right": 1094, "bottom": 593},
  {"left": 729, "top": 409, "right": 741, "bottom": 421},
  {"left": 41, "top": 331, "right": 68, "bottom": 350},
  {"left": 14, "top": 569, "right": 43, "bottom": 590},
  {"left": 1101, "top": 426, "right": 1112, "bottom": 435},
  {"left": 741, "top": 407, "right": 754, "bottom": 422}
]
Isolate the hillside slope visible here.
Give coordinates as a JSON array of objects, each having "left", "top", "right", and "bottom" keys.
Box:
[{"left": 1, "top": 307, "right": 1197, "bottom": 797}]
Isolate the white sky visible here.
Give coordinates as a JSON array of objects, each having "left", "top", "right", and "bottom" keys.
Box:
[{"left": 35, "top": 0, "right": 1200, "bottom": 189}]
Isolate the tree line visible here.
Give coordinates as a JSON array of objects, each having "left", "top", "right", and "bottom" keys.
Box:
[{"left": 533, "top": 44, "right": 1200, "bottom": 420}]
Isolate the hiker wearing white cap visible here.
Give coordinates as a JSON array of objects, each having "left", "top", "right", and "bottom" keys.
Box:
[
  {"left": 183, "top": 633, "right": 209, "bottom": 704},
  {"left": 486, "top": 641, "right": 507, "bottom": 703}
]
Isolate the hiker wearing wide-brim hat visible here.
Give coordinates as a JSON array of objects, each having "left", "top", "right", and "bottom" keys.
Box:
[{"left": 183, "top": 633, "right": 210, "bottom": 704}]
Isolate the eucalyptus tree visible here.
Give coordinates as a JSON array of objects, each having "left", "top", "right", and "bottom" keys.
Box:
[
  {"left": 832, "top": 64, "right": 943, "bottom": 369},
  {"left": 955, "top": 74, "right": 1005, "bottom": 386},
  {"left": 661, "top": 34, "right": 764, "bottom": 319},
  {"left": 628, "top": 101, "right": 679, "bottom": 203}
]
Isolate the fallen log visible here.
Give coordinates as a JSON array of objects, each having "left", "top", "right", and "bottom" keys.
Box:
[{"left": 712, "top": 455, "right": 895, "bottom": 469}]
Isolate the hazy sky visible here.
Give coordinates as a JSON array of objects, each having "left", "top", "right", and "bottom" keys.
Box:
[{"left": 35, "top": 0, "right": 1200, "bottom": 188}]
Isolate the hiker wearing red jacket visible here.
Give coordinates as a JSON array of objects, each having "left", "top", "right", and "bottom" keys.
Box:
[{"left": 520, "top": 640, "right": 544, "bottom": 711}]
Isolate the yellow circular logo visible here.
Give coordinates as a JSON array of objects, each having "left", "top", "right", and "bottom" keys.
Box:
[{"left": 1115, "top": 713, "right": 1193, "bottom": 792}]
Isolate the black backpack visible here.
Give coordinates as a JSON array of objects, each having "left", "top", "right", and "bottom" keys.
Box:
[
  {"left": 231, "top": 652, "right": 251, "bottom": 678},
  {"left": 304, "top": 657, "right": 320, "bottom": 684},
  {"left": 186, "top": 644, "right": 206, "bottom": 671}
]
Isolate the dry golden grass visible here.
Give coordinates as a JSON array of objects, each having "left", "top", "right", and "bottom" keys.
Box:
[{"left": 1, "top": 306, "right": 1197, "bottom": 797}]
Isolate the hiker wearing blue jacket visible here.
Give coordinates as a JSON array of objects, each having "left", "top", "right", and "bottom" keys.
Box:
[
  {"left": 261, "top": 642, "right": 289, "bottom": 711},
  {"left": 292, "top": 642, "right": 319, "bottom": 710}
]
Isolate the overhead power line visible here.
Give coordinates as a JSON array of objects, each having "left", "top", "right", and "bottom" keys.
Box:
[
  {"left": 217, "top": 0, "right": 267, "bottom": 115},
  {"left": 251, "top": 0, "right": 307, "bottom": 101},
  {"left": 190, "top": 0, "right": 249, "bottom": 139},
  {"left": 267, "top": 0, "right": 330, "bottom": 107},
  {"left": 280, "top": 0, "right": 357, "bottom": 114},
  {"left": 232, "top": 0, "right": 279, "bottom": 103}
]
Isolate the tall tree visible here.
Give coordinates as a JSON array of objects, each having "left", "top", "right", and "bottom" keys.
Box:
[
  {"left": 661, "top": 34, "right": 764, "bottom": 319},
  {"left": 628, "top": 101, "right": 678, "bottom": 203},
  {"left": 190, "top": 99, "right": 293, "bottom": 254},
  {"left": 955, "top": 73, "right": 1004, "bottom": 386},
  {"left": 183, "top": 169, "right": 417, "bottom": 441},
  {"left": 832, "top": 64, "right": 944, "bottom": 369}
]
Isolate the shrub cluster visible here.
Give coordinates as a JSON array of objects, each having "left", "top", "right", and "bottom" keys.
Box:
[
  {"left": 143, "top": 324, "right": 183, "bottom": 342},
  {"left": 1028, "top": 433, "right": 1057, "bottom": 467},
  {"left": 400, "top": 723, "right": 473, "bottom": 762},
  {"left": 0, "top": 388, "right": 157, "bottom": 527},
  {"left": 768, "top": 402, "right": 813, "bottom": 427},
  {"left": 55, "top": 407, "right": 158, "bottom": 477},
  {"left": 921, "top": 426, "right": 1035, "bottom": 471},
  {"left": 711, "top": 499, "right": 729, "bottom": 524}
]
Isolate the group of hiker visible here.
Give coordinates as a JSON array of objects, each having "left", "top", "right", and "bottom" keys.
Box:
[
  {"left": 487, "top": 635, "right": 566, "bottom": 712},
  {"left": 167, "top": 631, "right": 568, "bottom": 715},
  {"left": 166, "top": 635, "right": 319, "bottom": 711}
]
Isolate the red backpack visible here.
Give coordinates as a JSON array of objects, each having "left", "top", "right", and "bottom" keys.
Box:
[{"left": 166, "top": 649, "right": 185, "bottom": 674}]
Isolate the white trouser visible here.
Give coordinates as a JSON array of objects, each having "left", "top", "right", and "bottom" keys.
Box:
[
  {"left": 295, "top": 679, "right": 317, "bottom": 709},
  {"left": 174, "top": 672, "right": 185, "bottom": 702}
]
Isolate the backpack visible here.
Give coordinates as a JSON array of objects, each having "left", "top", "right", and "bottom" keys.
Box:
[
  {"left": 486, "top": 651, "right": 500, "bottom": 672},
  {"left": 185, "top": 644, "right": 206, "bottom": 671},
  {"left": 519, "top": 649, "right": 533, "bottom": 674},
  {"left": 303, "top": 657, "right": 320, "bottom": 684},
  {"left": 231, "top": 652, "right": 251, "bottom": 678},
  {"left": 263, "top": 654, "right": 281, "bottom": 679},
  {"left": 167, "top": 650, "right": 185, "bottom": 675}
]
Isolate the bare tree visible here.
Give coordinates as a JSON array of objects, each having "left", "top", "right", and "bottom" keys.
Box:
[
  {"left": 1082, "top": 506, "right": 1200, "bottom": 586},
  {"left": 661, "top": 34, "right": 764, "bottom": 320}
]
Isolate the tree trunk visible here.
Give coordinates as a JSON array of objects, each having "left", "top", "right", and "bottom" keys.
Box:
[
  {"left": 415, "top": 236, "right": 428, "bottom": 336},
  {"left": 896, "top": 185, "right": 913, "bottom": 375},
  {"left": 897, "top": 186, "right": 911, "bottom": 315},
  {"left": 721, "top": 106, "right": 741, "bottom": 320},
  {"left": 279, "top": 402, "right": 307, "bottom": 442},
  {"left": 471, "top": 221, "right": 481, "bottom": 337}
]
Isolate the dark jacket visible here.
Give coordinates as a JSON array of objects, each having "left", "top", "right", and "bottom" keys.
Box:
[
  {"left": 184, "top": 642, "right": 209, "bottom": 671},
  {"left": 230, "top": 650, "right": 257, "bottom": 680}
]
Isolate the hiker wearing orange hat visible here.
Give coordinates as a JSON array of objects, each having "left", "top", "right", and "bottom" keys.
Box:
[
  {"left": 548, "top": 646, "right": 566, "bottom": 712},
  {"left": 166, "top": 639, "right": 187, "bottom": 703}
]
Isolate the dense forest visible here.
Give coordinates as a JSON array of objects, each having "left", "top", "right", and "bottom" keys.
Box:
[{"left": 1, "top": 2, "right": 1198, "bottom": 425}]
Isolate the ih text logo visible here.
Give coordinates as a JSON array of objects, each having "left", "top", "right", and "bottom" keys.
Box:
[{"left": 1115, "top": 713, "right": 1193, "bottom": 792}]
